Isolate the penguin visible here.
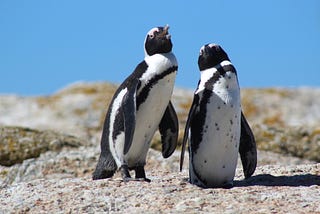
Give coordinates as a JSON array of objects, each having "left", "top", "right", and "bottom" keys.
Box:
[
  {"left": 93, "top": 25, "right": 179, "bottom": 182},
  {"left": 180, "top": 43, "right": 257, "bottom": 188}
]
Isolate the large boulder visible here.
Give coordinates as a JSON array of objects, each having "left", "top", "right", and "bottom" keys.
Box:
[{"left": 0, "top": 126, "right": 88, "bottom": 166}]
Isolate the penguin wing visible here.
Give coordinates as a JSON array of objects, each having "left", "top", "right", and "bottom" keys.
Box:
[
  {"left": 122, "top": 79, "right": 140, "bottom": 155},
  {"left": 180, "top": 94, "right": 199, "bottom": 171},
  {"left": 159, "top": 101, "right": 179, "bottom": 158},
  {"left": 239, "top": 111, "right": 257, "bottom": 178}
]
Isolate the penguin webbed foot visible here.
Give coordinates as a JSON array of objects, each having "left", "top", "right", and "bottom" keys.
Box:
[
  {"left": 134, "top": 177, "right": 151, "bottom": 182},
  {"left": 122, "top": 177, "right": 151, "bottom": 182},
  {"left": 120, "top": 165, "right": 151, "bottom": 182},
  {"left": 221, "top": 181, "right": 234, "bottom": 189},
  {"left": 120, "top": 165, "right": 132, "bottom": 182},
  {"left": 135, "top": 165, "right": 151, "bottom": 182}
]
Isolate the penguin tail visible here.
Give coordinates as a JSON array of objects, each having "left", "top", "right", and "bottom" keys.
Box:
[{"left": 92, "top": 154, "right": 117, "bottom": 180}]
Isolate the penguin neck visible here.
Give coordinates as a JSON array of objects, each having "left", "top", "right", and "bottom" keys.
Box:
[
  {"left": 219, "top": 60, "right": 232, "bottom": 67},
  {"left": 200, "top": 60, "right": 232, "bottom": 76},
  {"left": 144, "top": 52, "right": 177, "bottom": 68},
  {"left": 196, "top": 60, "right": 234, "bottom": 94},
  {"left": 141, "top": 52, "right": 177, "bottom": 83}
]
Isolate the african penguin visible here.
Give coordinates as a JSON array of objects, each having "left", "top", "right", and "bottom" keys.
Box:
[
  {"left": 93, "top": 25, "right": 179, "bottom": 182},
  {"left": 180, "top": 43, "right": 257, "bottom": 188}
]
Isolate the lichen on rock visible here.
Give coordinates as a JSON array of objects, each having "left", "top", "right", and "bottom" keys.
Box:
[{"left": 0, "top": 126, "right": 88, "bottom": 166}]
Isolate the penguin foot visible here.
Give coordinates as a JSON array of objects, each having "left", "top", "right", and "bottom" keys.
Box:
[
  {"left": 120, "top": 165, "right": 132, "bottom": 182},
  {"left": 123, "top": 177, "right": 151, "bottom": 182},
  {"left": 135, "top": 166, "right": 151, "bottom": 182},
  {"left": 120, "top": 165, "right": 151, "bottom": 182},
  {"left": 122, "top": 177, "right": 134, "bottom": 182},
  {"left": 221, "top": 181, "right": 234, "bottom": 189},
  {"left": 135, "top": 177, "right": 151, "bottom": 182}
]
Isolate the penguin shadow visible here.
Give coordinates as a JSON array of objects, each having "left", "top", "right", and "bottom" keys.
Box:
[{"left": 234, "top": 173, "right": 320, "bottom": 187}]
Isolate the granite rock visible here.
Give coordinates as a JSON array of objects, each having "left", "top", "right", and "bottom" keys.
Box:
[
  {"left": 0, "top": 126, "right": 88, "bottom": 166},
  {"left": 0, "top": 82, "right": 320, "bottom": 213}
]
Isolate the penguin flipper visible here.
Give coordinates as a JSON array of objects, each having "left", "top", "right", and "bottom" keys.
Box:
[
  {"left": 122, "top": 79, "right": 140, "bottom": 155},
  {"left": 239, "top": 111, "right": 257, "bottom": 178},
  {"left": 159, "top": 101, "right": 179, "bottom": 158},
  {"left": 180, "top": 94, "right": 199, "bottom": 171}
]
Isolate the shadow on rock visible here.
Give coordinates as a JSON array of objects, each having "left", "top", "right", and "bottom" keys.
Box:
[{"left": 234, "top": 174, "right": 320, "bottom": 187}]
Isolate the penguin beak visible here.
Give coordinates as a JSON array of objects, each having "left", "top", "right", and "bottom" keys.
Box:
[
  {"left": 202, "top": 45, "right": 212, "bottom": 56},
  {"left": 158, "top": 25, "right": 171, "bottom": 39}
]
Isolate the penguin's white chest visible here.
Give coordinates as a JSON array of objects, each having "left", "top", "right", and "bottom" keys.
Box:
[
  {"left": 126, "top": 73, "right": 176, "bottom": 163},
  {"left": 125, "top": 53, "right": 177, "bottom": 167},
  {"left": 191, "top": 70, "right": 241, "bottom": 187}
]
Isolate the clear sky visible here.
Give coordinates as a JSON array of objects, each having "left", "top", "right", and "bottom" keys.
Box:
[{"left": 1, "top": 1, "right": 319, "bottom": 96}]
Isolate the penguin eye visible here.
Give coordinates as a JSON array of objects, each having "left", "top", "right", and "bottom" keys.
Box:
[
  {"left": 149, "top": 29, "right": 160, "bottom": 39},
  {"left": 200, "top": 47, "right": 205, "bottom": 55}
]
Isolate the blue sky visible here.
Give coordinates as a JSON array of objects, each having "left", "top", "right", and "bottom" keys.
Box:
[{"left": 1, "top": 1, "right": 319, "bottom": 96}]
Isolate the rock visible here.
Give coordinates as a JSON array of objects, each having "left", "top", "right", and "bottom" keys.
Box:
[
  {"left": 254, "top": 124, "right": 320, "bottom": 162},
  {"left": 0, "top": 163, "right": 319, "bottom": 213},
  {"left": 0, "top": 82, "right": 320, "bottom": 212},
  {"left": 1, "top": 83, "right": 320, "bottom": 159},
  {"left": 2, "top": 83, "right": 320, "bottom": 130},
  {"left": 241, "top": 87, "right": 320, "bottom": 127},
  {"left": 0, "top": 82, "right": 118, "bottom": 138},
  {"left": 0, "top": 143, "right": 314, "bottom": 188},
  {"left": 0, "top": 126, "right": 88, "bottom": 166},
  {"left": 0, "top": 146, "right": 98, "bottom": 188}
]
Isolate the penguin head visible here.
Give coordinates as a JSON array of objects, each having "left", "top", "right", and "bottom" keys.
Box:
[
  {"left": 198, "top": 44, "right": 230, "bottom": 71},
  {"left": 144, "top": 25, "right": 173, "bottom": 57}
]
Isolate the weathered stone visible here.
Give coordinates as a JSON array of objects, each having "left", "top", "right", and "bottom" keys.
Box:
[
  {"left": 254, "top": 124, "right": 320, "bottom": 162},
  {"left": 0, "top": 164, "right": 319, "bottom": 213},
  {"left": 0, "top": 126, "right": 88, "bottom": 166},
  {"left": 0, "top": 82, "right": 320, "bottom": 213}
]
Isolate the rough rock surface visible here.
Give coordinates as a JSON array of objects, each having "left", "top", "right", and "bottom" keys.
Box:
[
  {"left": 0, "top": 155, "right": 319, "bottom": 213},
  {"left": 0, "top": 146, "right": 314, "bottom": 188},
  {"left": 1, "top": 82, "right": 320, "bottom": 159},
  {"left": 254, "top": 124, "right": 320, "bottom": 162},
  {"left": 0, "top": 126, "right": 88, "bottom": 166},
  {"left": 0, "top": 82, "right": 320, "bottom": 213}
]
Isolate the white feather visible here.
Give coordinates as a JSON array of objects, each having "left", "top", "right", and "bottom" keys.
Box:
[
  {"left": 108, "top": 88, "right": 127, "bottom": 167},
  {"left": 110, "top": 52, "right": 177, "bottom": 168},
  {"left": 141, "top": 52, "right": 177, "bottom": 81},
  {"left": 191, "top": 60, "right": 241, "bottom": 187}
]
